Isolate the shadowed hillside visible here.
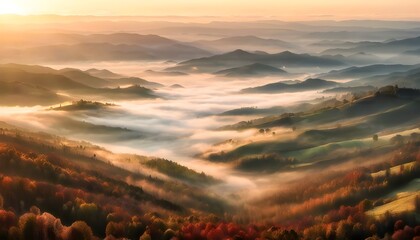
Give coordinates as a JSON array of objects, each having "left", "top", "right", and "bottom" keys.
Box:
[
  {"left": 214, "top": 63, "right": 289, "bottom": 78},
  {"left": 166, "top": 50, "right": 345, "bottom": 73},
  {"left": 241, "top": 78, "right": 339, "bottom": 93}
]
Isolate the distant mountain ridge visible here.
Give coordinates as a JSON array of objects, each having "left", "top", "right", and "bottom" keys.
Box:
[
  {"left": 317, "top": 64, "right": 420, "bottom": 80},
  {"left": 0, "top": 63, "right": 163, "bottom": 89},
  {"left": 167, "top": 49, "right": 345, "bottom": 73},
  {"left": 353, "top": 67, "right": 420, "bottom": 88},
  {"left": 322, "top": 35, "right": 420, "bottom": 55},
  {"left": 241, "top": 78, "right": 339, "bottom": 93},
  {"left": 0, "top": 66, "right": 157, "bottom": 105},
  {"left": 85, "top": 68, "right": 125, "bottom": 79},
  {"left": 191, "top": 35, "right": 297, "bottom": 53},
  {"left": 0, "top": 81, "right": 68, "bottom": 106},
  {"left": 214, "top": 63, "right": 288, "bottom": 78},
  {"left": 0, "top": 33, "right": 212, "bottom": 62}
]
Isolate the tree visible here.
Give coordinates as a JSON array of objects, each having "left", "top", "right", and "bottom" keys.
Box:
[
  {"left": 106, "top": 222, "right": 125, "bottom": 238},
  {"left": 139, "top": 231, "right": 151, "bottom": 240},
  {"left": 127, "top": 217, "right": 145, "bottom": 240},
  {"left": 18, "top": 213, "right": 38, "bottom": 240},
  {"left": 8, "top": 227, "right": 20, "bottom": 240},
  {"left": 66, "top": 221, "right": 93, "bottom": 240},
  {"left": 30, "top": 206, "right": 41, "bottom": 215},
  {"left": 303, "top": 225, "right": 326, "bottom": 240},
  {"left": 78, "top": 203, "right": 98, "bottom": 226},
  {"left": 352, "top": 223, "right": 363, "bottom": 239},
  {"left": 163, "top": 229, "right": 176, "bottom": 240},
  {"left": 336, "top": 221, "right": 352, "bottom": 240},
  {"left": 394, "top": 220, "right": 404, "bottom": 231},
  {"left": 372, "top": 134, "right": 378, "bottom": 141},
  {"left": 390, "top": 135, "right": 404, "bottom": 146}
]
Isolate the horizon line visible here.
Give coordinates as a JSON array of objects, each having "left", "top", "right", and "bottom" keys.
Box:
[{"left": 1, "top": 14, "right": 420, "bottom": 22}]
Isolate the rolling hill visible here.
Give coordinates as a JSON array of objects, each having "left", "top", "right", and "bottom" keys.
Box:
[
  {"left": 166, "top": 49, "right": 346, "bottom": 73},
  {"left": 322, "top": 35, "right": 420, "bottom": 55},
  {"left": 85, "top": 68, "right": 125, "bottom": 79},
  {"left": 191, "top": 35, "right": 297, "bottom": 53},
  {"left": 59, "top": 68, "right": 112, "bottom": 88},
  {"left": 227, "top": 86, "right": 419, "bottom": 131},
  {"left": 317, "top": 64, "right": 419, "bottom": 80},
  {"left": 0, "top": 67, "right": 89, "bottom": 90},
  {"left": 0, "top": 33, "right": 212, "bottom": 62},
  {"left": 212, "top": 86, "right": 420, "bottom": 174},
  {"left": 0, "top": 64, "right": 112, "bottom": 88},
  {"left": 241, "top": 78, "right": 339, "bottom": 93},
  {"left": 0, "top": 63, "right": 163, "bottom": 89},
  {"left": 0, "top": 68, "right": 157, "bottom": 103},
  {"left": 323, "top": 85, "right": 376, "bottom": 93},
  {"left": 214, "top": 63, "right": 288, "bottom": 78},
  {"left": 0, "top": 122, "right": 229, "bottom": 238},
  {"left": 352, "top": 67, "right": 420, "bottom": 88},
  {"left": 0, "top": 81, "right": 68, "bottom": 106},
  {"left": 143, "top": 70, "right": 189, "bottom": 76}
]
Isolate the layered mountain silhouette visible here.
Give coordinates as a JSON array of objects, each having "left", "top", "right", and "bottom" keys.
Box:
[
  {"left": 321, "top": 52, "right": 383, "bottom": 65},
  {"left": 241, "top": 78, "right": 339, "bottom": 93},
  {"left": 214, "top": 63, "right": 288, "bottom": 78},
  {"left": 143, "top": 70, "right": 189, "bottom": 77},
  {"left": 84, "top": 68, "right": 164, "bottom": 88},
  {"left": 318, "top": 64, "right": 419, "bottom": 80},
  {"left": 85, "top": 68, "right": 125, "bottom": 79},
  {"left": 0, "top": 33, "right": 212, "bottom": 62},
  {"left": 225, "top": 86, "right": 420, "bottom": 133},
  {"left": 323, "top": 86, "right": 376, "bottom": 93},
  {"left": 0, "top": 67, "right": 89, "bottom": 90},
  {"left": 167, "top": 49, "right": 345, "bottom": 73},
  {"left": 353, "top": 67, "right": 420, "bottom": 88},
  {"left": 191, "top": 35, "right": 297, "bottom": 52},
  {"left": 0, "top": 63, "right": 163, "bottom": 89},
  {"left": 0, "top": 81, "right": 68, "bottom": 106},
  {"left": 322, "top": 36, "right": 420, "bottom": 55},
  {"left": 0, "top": 67, "right": 157, "bottom": 105}
]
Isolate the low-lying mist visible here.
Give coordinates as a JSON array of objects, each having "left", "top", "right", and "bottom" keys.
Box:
[{"left": 0, "top": 61, "right": 331, "bottom": 195}]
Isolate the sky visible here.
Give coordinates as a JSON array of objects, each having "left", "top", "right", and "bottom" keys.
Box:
[{"left": 0, "top": 0, "right": 420, "bottom": 20}]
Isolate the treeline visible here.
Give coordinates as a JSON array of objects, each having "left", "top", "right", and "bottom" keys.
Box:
[
  {"left": 0, "top": 195, "right": 419, "bottom": 239},
  {"left": 0, "top": 126, "right": 230, "bottom": 215},
  {"left": 0, "top": 130, "right": 418, "bottom": 239},
  {"left": 143, "top": 158, "right": 220, "bottom": 185},
  {"left": 0, "top": 144, "right": 184, "bottom": 238},
  {"left": 242, "top": 136, "right": 420, "bottom": 225}
]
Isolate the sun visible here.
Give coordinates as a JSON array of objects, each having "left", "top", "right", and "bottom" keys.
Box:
[{"left": 0, "top": 0, "right": 25, "bottom": 14}]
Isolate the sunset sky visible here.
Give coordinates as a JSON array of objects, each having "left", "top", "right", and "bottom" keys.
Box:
[{"left": 1, "top": 0, "right": 420, "bottom": 20}]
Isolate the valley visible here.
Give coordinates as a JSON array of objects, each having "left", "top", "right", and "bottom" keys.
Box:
[{"left": 0, "top": 14, "right": 419, "bottom": 240}]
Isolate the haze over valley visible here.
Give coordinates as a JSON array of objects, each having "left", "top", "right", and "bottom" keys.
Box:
[{"left": 0, "top": 4, "right": 419, "bottom": 239}]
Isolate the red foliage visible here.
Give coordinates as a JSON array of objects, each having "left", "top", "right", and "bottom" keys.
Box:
[
  {"left": 394, "top": 220, "right": 405, "bottom": 231},
  {"left": 0, "top": 210, "right": 16, "bottom": 229}
]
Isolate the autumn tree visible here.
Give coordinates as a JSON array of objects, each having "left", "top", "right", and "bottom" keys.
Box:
[
  {"left": 66, "top": 221, "right": 93, "bottom": 240},
  {"left": 105, "top": 222, "right": 125, "bottom": 238},
  {"left": 336, "top": 221, "right": 352, "bottom": 240}
]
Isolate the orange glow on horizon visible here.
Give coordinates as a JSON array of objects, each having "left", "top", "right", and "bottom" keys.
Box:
[{"left": 0, "top": 0, "right": 419, "bottom": 20}]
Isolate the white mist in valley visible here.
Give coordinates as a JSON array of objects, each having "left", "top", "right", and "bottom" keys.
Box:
[{"left": 0, "top": 61, "right": 333, "bottom": 195}]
